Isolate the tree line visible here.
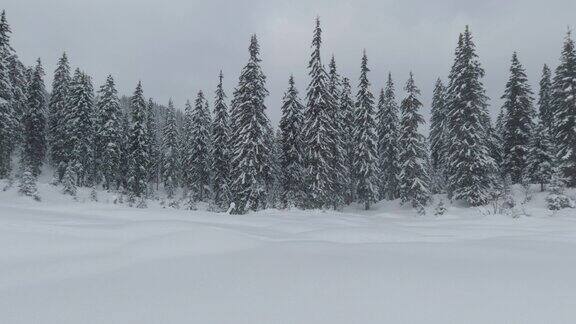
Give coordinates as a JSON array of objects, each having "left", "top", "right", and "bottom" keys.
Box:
[{"left": 1, "top": 12, "right": 575, "bottom": 214}]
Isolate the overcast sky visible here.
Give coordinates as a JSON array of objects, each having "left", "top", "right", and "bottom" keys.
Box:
[{"left": 3, "top": 0, "right": 576, "bottom": 125}]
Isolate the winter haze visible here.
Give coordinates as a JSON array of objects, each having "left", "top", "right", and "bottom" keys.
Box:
[{"left": 3, "top": 0, "right": 575, "bottom": 124}]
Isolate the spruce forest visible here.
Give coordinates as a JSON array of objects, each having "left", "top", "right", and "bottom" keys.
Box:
[{"left": 1, "top": 11, "right": 576, "bottom": 215}]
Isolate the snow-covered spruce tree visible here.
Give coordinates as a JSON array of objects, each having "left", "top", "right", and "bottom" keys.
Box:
[
  {"left": 95, "top": 75, "right": 122, "bottom": 190},
  {"left": 118, "top": 110, "right": 131, "bottom": 190},
  {"left": 19, "top": 167, "right": 40, "bottom": 201},
  {"left": 377, "top": 73, "right": 401, "bottom": 200},
  {"left": 211, "top": 71, "right": 230, "bottom": 210},
  {"left": 162, "top": 99, "right": 179, "bottom": 198},
  {"left": 546, "top": 165, "right": 575, "bottom": 210},
  {"left": 501, "top": 52, "right": 535, "bottom": 184},
  {"left": 22, "top": 59, "right": 47, "bottom": 176},
  {"left": 552, "top": 31, "right": 576, "bottom": 186},
  {"left": 67, "top": 69, "right": 95, "bottom": 186},
  {"left": 182, "top": 91, "right": 211, "bottom": 201},
  {"left": 61, "top": 164, "right": 77, "bottom": 196},
  {"left": 526, "top": 121, "right": 554, "bottom": 191},
  {"left": 398, "top": 73, "right": 431, "bottom": 209},
  {"left": 352, "top": 51, "right": 379, "bottom": 210},
  {"left": 301, "top": 17, "right": 336, "bottom": 209},
  {"left": 127, "top": 82, "right": 149, "bottom": 199},
  {"left": 48, "top": 53, "right": 71, "bottom": 172},
  {"left": 145, "top": 98, "right": 160, "bottom": 190},
  {"left": 327, "top": 55, "right": 347, "bottom": 209},
  {"left": 0, "top": 36, "right": 18, "bottom": 178},
  {"left": 538, "top": 64, "right": 554, "bottom": 131},
  {"left": 279, "top": 75, "right": 305, "bottom": 208},
  {"left": 229, "top": 35, "right": 272, "bottom": 214},
  {"left": 267, "top": 128, "right": 283, "bottom": 208},
  {"left": 445, "top": 27, "right": 496, "bottom": 206},
  {"left": 428, "top": 78, "right": 448, "bottom": 192},
  {"left": 340, "top": 77, "right": 356, "bottom": 204}
]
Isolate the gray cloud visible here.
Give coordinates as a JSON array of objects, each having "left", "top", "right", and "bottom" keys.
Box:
[{"left": 4, "top": 0, "right": 576, "bottom": 126}]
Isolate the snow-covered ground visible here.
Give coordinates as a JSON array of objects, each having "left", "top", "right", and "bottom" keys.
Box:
[{"left": 1, "top": 180, "right": 576, "bottom": 324}]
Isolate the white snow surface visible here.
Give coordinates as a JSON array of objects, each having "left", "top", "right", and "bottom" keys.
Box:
[{"left": 1, "top": 180, "right": 576, "bottom": 324}]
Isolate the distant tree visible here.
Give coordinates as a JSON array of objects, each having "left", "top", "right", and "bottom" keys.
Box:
[
  {"left": 339, "top": 77, "right": 356, "bottom": 204},
  {"left": 278, "top": 75, "right": 305, "bottom": 207},
  {"left": 67, "top": 69, "right": 95, "bottom": 185},
  {"left": 552, "top": 31, "right": 576, "bottom": 186},
  {"left": 229, "top": 35, "right": 272, "bottom": 214},
  {"left": 398, "top": 73, "right": 431, "bottom": 209},
  {"left": 538, "top": 64, "right": 554, "bottom": 131},
  {"left": 127, "top": 82, "right": 149, "bottom": 198},
  {"left": 428, "top": 78, "right": 448, "bottom": 192},
  {"left": 376, "top": 73, "right": 400, "bottom": 200},
  {"left": 95, "top": 75, "right": 122, "bottom": 190},
  {"left": 211, "top": 71, "right": 230, "bottom": 209},
  {"left": 145, "top": 98, "right": 160, "bottom": 190},
  {"left": 182, "top": 91, "right": 212, "bottom": 201},
  {"left": 48, "top": 53, "right": 71, "bottom": 172},
  {"left": 526, "top": 121, "right": 554, "bottom": 191},
  {"left": 22, "top": 59, "right": 47, "bottom": 176},
  {"left": 445, "top": 27, "right": 496, "bottom": 206},
  {"left": 501, "top": 52, "right": 535, "bottom": 183},
  {"left": 162, "top": 99, "right": 179, "bottom": 198},
  {"left": 352, "top": 51, "right": 379, "bottom": 210},
  {"left": 301, "top": 17, "right": 336, "bottom": 209}
]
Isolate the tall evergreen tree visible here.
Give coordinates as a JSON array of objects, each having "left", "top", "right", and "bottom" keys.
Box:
[
  {"left": 552, "top": 31, "right": 576, "bottom": 186},
  {"left": 538, "top": 64, "right": 554, "bottom": 131},
  {"left": 145, "top": 98, "right": 160, "bottom": 189},
  {"left": 445, "top": 27, "right": 496, "bottom": 205},
  {"left": 340, "top": 77, "right": 356, "bottom": 204},
  {"left": 526, "top": 121, "right": 554, "bottom": 191},
  {"left": 211, "top": 71, "right": 230, "bottom": 209},
  {"left": 428, "top": 78, "right": 448, "bottom": 180},
  {"left": 67, "top": 69, "right": 95, "bottom": 185},
  {"left": 500, "top": 52, "right": 534, "bottom": 183},
  {"left": 48, "top": 53, "right": 71, "bottom": 171},
  {"left": 352, "top": 51, "right": 379, "bottom": 210},
  {"left": 229, "top": 35, "right": 272, "bottom": 214},
  {"left": 127, "top": 82, "right": 149, "bottom": 198},
  {"left": 162, "top": 99, "right": 179, "bottom": 198},
  {"left": 279, "top": 75, "right": 305, "bottom": 207},
  {"left": 398, "top": 73, "right": 431, "bottom": 209},
  {"left": 0, "top": 28, "right": 17, "bottom": 178},
  {"left": 183, "top": 91, "right": 212, "bottom": 201},
  {"left": 327, "top": 55, "right": 347, "bottom": 209},
  {"left": 301, "top": 17, "right": 336, "bottom": 209},
  {"left": 95, "top": 75, "right": 122, "bottom": 190},
  {"left": 377, "top": 73, "right": 400, "bottom": 200},
  {"left": 22, "top": 59, "right": 47, "bottom": 176}
]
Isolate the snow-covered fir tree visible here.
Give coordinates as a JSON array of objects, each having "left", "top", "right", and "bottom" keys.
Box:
[
  {"left": 279, "top": 75, "right": 305, "bottom": 208},
  {"left": 500, "top": 52, "right": 535, "bottom": 184},
  {"left": 0, "top": 29, "right": 17, "bottom": 178},
  {"left": 552, "top": 31, "right": 576, "bottom": 186},
  {"left": 229, "top": 35, "right": 272, "bottom": 214},
  {"left": 19, "top": 167, "right": 40, "bottom": 201},
  {"left": 67, "top": 69, "right": 94, "bottom": 186},
  {"left": 48, "top": 53, "right": 71, "bottom": 172},
  {"left": 301, "top": 17, "right": 336, "bottom": 209},
  {"left": 352, "top": 51, "right": 379, "bottom": 210},
  {"left": 538, "top": 64, "right": 554, "bottom": 131},
  {"left": 22, "top": 59, "right": 47, "bottom": 176},
  {"left": 182, "top": 91, "right": 212, "bottom": 201},
  {"left": 445, "top": 27, "right": 496, "bottom": 206},
  {"left": 397, "top": 73, "right": 431, "bottom": 209},
  {"left": 127, "top": 82, "right": 149, "bottom": 198},
  {"left": 95, "top": 75, "right": 122, "bottom": 190},
  {"left": 526, "top": 121, "right": 554, "bottom": 191},
  {"left": 339, "top": 77, "right": 356, "bottom": 204},
  {"left": 376, "top": 73, "right": 400, "bottom": 200},
  {"left": 327, "top": 55, "right": 347, "bottom": 209},
  {"left": 428, "top": 78, "right": 448, "bottom": 192},
  {"left": 61, "top": 165, "right": 77, "bottom": 196},
  {"left": 145, "top": 98, "right": 160, "bottom": 190},
  {"left": 211, "top": 71, "right": 230, "bottom": 209},
  {"left": 162, "top": 99, "right": 179, "bottom": 198}
]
